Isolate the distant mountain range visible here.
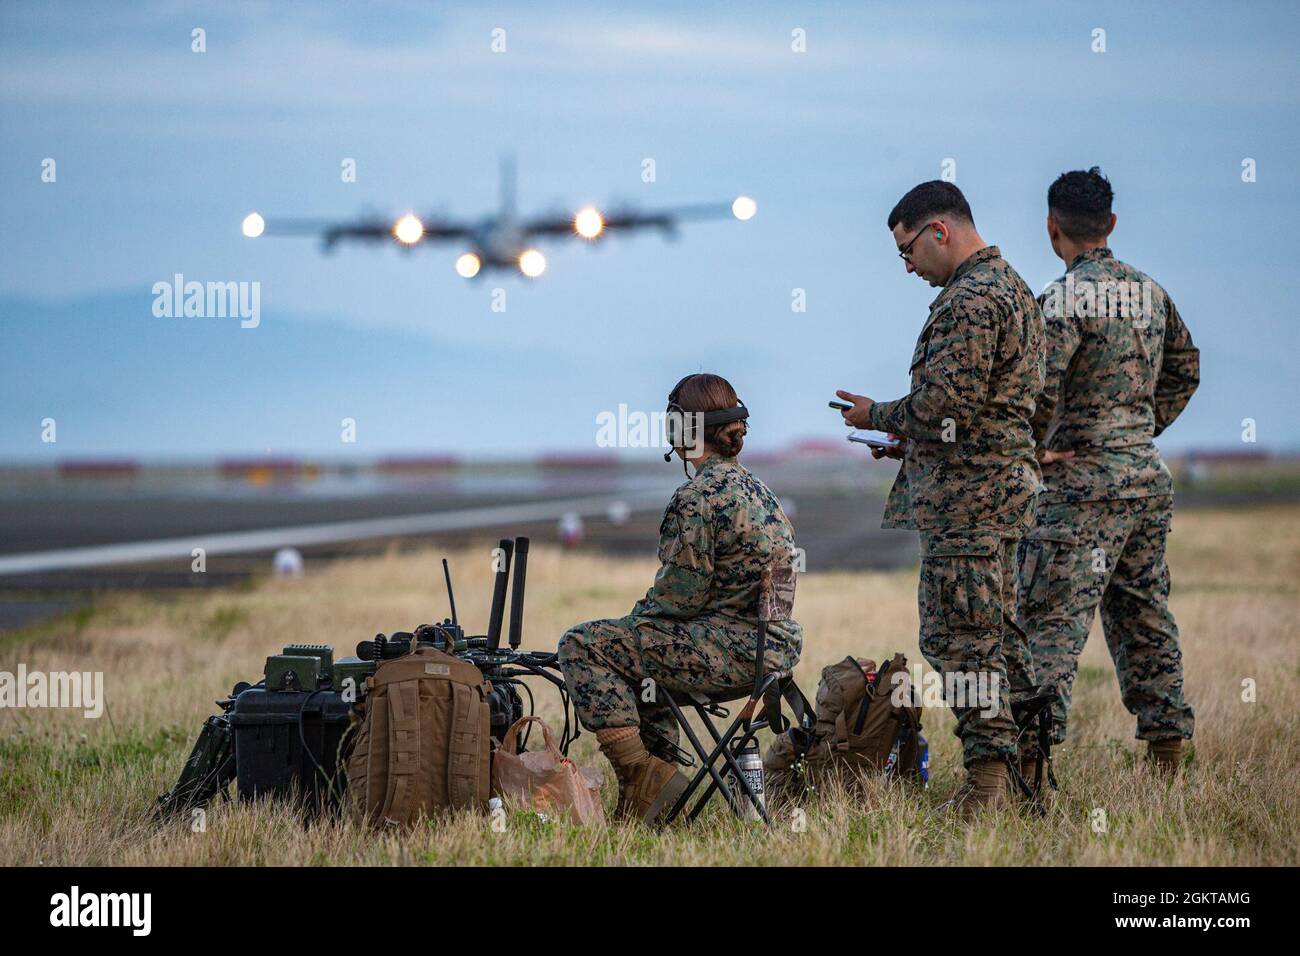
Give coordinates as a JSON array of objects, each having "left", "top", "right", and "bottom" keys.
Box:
[
  {"left": 0, "top": 290, "right": 620, "bottom": 460},
  {"left": 2, "top": 290, "right": 1284, "bottom": 463}
]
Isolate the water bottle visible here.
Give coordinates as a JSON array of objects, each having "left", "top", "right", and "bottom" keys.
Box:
[
  {"left": 728, "top": 739, "right": 766, "bottom": 820},
  {"left": 889, "top": 725, "right": 929, "bottom": 788}
]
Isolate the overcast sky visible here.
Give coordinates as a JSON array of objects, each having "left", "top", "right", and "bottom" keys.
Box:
[{"left": 2, "top": 1, "right": 1297, "bottom": 458}]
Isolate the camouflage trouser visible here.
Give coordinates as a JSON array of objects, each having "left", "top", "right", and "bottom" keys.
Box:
[
  {"left": 918, "top": 529, "right": 1038, "bottom": 767},
  {"left": 1017, "top": 495, "right": 1193, "bottom": 744},
  {"left": 557, "top": 614, "right": 799, "bottom": 755}
]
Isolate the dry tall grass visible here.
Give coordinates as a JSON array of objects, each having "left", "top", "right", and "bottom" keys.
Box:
[{"left": 2, "top": 505, "right": 1296, "bottom": 866}]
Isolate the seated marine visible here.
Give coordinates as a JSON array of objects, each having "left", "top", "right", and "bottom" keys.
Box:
[{"left": 557, "top": 373, "right": 803, "bottom": 824}]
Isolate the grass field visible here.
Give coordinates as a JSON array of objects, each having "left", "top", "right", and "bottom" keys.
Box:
[{"left": 2, "top": 504, "right": 1297, "bottom": 867}]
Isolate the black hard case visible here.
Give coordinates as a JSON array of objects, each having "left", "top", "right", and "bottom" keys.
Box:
[{"left": 227, "top": 686, "right": 353, "bottom": 814}]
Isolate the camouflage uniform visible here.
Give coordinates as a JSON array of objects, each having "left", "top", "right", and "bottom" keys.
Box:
[
  {"left": 1020, "top": 247, "right": 1198, "bottom": 744},
  {"left": 558, "top": 456, "right": 802, "bottom": 754},
  {"left": 867, "top": 245, "right": 1045, "bottom": 766}
]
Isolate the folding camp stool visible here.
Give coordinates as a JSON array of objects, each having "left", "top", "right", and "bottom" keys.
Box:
[
  {"left": 1009, "top": 684, "right": 1060, "bottom": 810},
  {"left": 657, "top": 566, "right": 815, "bottom": 826}
]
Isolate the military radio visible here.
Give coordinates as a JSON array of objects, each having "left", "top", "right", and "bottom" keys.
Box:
[{"left": 156, "top": 535, "right": 577, "bottom": 822}]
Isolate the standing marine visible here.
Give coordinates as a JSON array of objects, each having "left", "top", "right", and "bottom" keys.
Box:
[
  {"left": 836, "top": 180, "right": 1046, "bottom": 815},
  {"left": 1018, "top": 167, "right": 1198, "bottom": 774},
  {"left": 558, "top": 373, "right": 802, "bottom": 824}
]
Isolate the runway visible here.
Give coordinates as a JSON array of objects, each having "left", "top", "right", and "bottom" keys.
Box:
[
  {"left": 0, "top": 490, "right": 671, "bottom": 576},
  {"left": 0, "top": 457, "right": 917, "bottom": 630}
]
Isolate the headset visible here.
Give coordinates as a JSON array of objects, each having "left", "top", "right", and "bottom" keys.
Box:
[{"left": 662, "top": 374, "right": 750, "bottom": 477}]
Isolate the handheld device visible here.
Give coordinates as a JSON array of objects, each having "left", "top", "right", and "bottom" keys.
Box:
[
  {"left": 848, "top": 434, "right": 902, "bottom": 451},
  {"left": 828, "top": 400, "right": 851, "bottom": 411}
]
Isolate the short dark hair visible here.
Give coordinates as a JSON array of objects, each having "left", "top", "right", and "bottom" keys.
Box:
[
  {"left": 887, "top": 181, "right": 974, "bottom": 232},
  {"left": 1047, "top": 167, "right": 1114, "bottom": 241}
]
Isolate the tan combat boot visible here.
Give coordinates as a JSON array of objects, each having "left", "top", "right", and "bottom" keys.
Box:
[
  {"left": 1148, "top": 739, "right": 1183, "bottom": 777},
  {"left": 600, "top": 735, "right": 689, "bottom": 825},
  {"left": 944, "top": 759, "right": 1012, "bottom": 820}
]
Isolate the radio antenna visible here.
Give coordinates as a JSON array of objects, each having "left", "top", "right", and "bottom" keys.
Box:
[
  {"left": 442, "top": 557, "right": 458, "bottom": 626},
  {"left": 486, "top": 539, "right": 513, "bottom": 651},
  {"left": 507, "top": 536, "right": 529, "bottom": 649}
]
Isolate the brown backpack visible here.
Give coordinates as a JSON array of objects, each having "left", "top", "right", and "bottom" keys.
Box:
[
  {"left": 345, "top": 643, "right": 492, "bottom": 826},
  {"left": 765, "top": 652, "right": 923, "bottom": 802}
]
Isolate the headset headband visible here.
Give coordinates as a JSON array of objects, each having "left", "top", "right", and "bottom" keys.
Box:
[
  {"left": 663, "top": 375, "right": 749, "bottom": 463},
  {"left": 692, "top": 404, "right": 749, "bottom": 428}
]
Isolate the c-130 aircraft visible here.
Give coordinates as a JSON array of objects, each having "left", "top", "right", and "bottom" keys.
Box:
[{"left": 241, "top": 157, "right": 757, "bottom": 279}]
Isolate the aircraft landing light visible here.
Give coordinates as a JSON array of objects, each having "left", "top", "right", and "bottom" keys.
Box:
[
  {"left": 518, "top": 248, "right": 547, "bottom": 277},
  {"left": 574, "top": 206, "right": 604, "bottom": 239},
  {"left": 393, "top": 213, "right": 424, "bottom": 244},
  {"left": 455, "top": 252, "right": 482, "bottom": 278}
]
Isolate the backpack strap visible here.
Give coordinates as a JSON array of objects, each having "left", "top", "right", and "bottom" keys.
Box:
[
  {"left": 383, "top": 678, "right": 422, "bottom": 823},
  {"left": 781, "top": 680, "right": 813, "bottom": 729},
  {"left": 833, "top": 710, "right": 850, "bottom": 752},
  {"left": 446, "top": 680, "right": 483, "bottom": 809},
  {"left": 780, "top": 681, "right": 817, "bottom": 765},
  {"left": 851, "top": 657, "right": 891, "bottom": 736},
  {"left": 759, "top": 669, "right": 815, "bottom": 739},
  {"left": 354, "top": 698, "right": 378, "bottom": 825},
  {"left": 761, "top": 682, "right": 787, "bottom": 735}
]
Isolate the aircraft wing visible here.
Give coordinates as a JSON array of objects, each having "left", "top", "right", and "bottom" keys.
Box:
[
  {"left": 520, "top": 200, "right": 748, "bottom": 241},
  {"left": 243, "top": 213, "right": 474, "bottom": 249}
]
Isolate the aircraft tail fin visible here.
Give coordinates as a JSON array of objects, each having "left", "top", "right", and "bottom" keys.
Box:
[{"left": 500, "top": 153, "right": 517, "bottom": 218}]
